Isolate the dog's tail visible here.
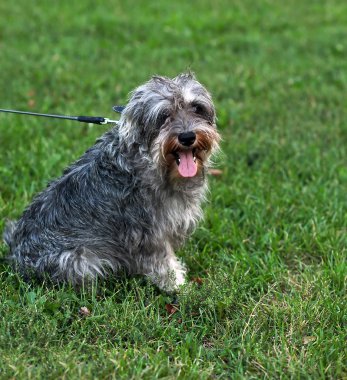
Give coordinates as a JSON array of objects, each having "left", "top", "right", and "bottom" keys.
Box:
[{"left": 3, "top": 220, "right": 16, "bottom": 247}]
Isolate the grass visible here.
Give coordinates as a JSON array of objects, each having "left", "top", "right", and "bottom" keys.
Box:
[{"left": 0, "top": 0, "right": 346, "bottom": 378}]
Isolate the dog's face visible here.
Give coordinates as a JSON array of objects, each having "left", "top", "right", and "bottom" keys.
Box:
[{"left": 119, "top": 73, "right": 220, "bottom": 180}]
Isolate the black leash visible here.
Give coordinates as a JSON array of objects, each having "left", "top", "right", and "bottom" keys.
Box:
[{"left": 0, "top": 106, "right": 125, "bottom": 125}]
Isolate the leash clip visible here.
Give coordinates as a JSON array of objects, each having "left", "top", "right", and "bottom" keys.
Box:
[{"left": 101, "top": 118, "right": 119, "bottom": 125}]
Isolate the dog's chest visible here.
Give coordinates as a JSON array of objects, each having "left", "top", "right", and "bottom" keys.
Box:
[{"left": 154, "top": 194, "right": 203, "bottom": 238}]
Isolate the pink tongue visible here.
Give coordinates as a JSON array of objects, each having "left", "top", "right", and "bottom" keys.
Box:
[{"left": 177, "top": 151, "right": 197, "bottom": 177}]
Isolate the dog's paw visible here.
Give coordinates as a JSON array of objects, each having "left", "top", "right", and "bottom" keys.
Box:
[
  {"left": 147, "top": 267, "right": 186, "bottom": 293},
  {"left": 172, "top": 267, "right": 186, "bottom": 288},
  {"left": 162, "top": 267, "right": 186, "bottom": 293}
]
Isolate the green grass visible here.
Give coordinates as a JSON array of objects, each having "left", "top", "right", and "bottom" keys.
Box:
[{"left": 0, "top": 0, "right": 346, "bottom": 378}]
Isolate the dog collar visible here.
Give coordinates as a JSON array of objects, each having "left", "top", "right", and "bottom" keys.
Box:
[{"left": 112, "top": 106, "right": 125, "bottom": 113}]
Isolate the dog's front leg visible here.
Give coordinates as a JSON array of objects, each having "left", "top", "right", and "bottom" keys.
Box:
[{"left": 141, "top": 245, "right": 186, "bottom": 292}]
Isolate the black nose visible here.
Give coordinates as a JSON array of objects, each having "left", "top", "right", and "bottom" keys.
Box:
[{"left": 178, "top": 131, "right": 196, "bottom": 146}]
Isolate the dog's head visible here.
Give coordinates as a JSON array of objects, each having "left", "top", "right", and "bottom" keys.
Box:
[{"left": 119, "top": 73, "right": 220, "bottom": 180}]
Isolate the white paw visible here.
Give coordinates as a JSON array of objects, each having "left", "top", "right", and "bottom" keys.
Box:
[
  {"left": 145, "top": 256, "right": 187, "bottom": 292},
  {"left": 163, "top": 267, "right": 186, "bottom": 292},
  {"left": 173, "top": 268, "right": 186, "bottom": 287}
]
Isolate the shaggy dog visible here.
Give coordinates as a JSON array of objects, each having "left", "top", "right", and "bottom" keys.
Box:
[{"left": 4, "top": 73, "right": 220, "bottom": 291}]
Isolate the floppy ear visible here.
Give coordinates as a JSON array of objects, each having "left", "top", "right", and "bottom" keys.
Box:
[{"left": 121, "top": 86, "right": 146, "bottom": 126}]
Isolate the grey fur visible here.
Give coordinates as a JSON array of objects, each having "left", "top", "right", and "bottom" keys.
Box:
[{"left": 3, "top": 73, "right": 220, "bottom": 291}]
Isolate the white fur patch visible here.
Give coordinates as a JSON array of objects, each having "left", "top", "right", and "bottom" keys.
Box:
[{"left": 57, "top": 248, "right": 113, "bottom": 283}]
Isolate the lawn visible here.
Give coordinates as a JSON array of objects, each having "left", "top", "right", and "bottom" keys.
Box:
[{"left": 0, "top": 0, "right": 346, "bottom": 378}]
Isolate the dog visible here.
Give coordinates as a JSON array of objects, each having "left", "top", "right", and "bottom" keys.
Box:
[{"left": 3, "top": 73, "right": 220, "bottom": 292}]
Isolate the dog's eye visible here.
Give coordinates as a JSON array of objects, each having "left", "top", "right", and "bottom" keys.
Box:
[
  {"left": 192, "top": 103, "right": 206, "bottom": 116},
  {"left": 157, "top": 111, "right": 170, "bottom": 127},
  {"left": 192, "top": 102, "right": 214, "bottom": 122}
]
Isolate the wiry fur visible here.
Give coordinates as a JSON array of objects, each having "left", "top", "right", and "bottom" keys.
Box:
[{"left": 3, "top": 73, "right": 220, "bottom": 291}]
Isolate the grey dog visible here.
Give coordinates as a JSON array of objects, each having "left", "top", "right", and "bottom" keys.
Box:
[{"left": 3, "top": 73, "right": 220, "bottom": 291}]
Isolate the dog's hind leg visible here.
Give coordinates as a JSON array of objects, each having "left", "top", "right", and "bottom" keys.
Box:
[{"left": 54, "top": 247, "right": 115, "bottom": 285}]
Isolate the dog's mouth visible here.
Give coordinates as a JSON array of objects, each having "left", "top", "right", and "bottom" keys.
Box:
[{"left": 172, "top": 149, "right": 198, "bottom": 178}]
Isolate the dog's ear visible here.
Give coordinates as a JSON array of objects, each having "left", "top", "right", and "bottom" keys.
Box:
[{"left": 120, "top": 86, "right": 146, "bottom": 128}]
